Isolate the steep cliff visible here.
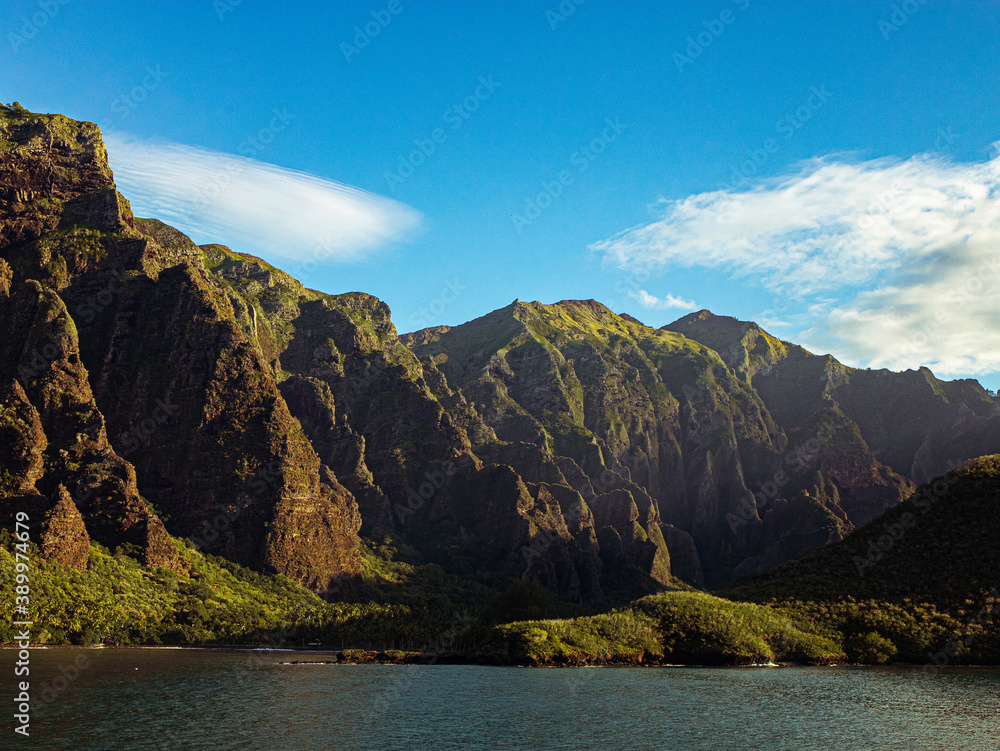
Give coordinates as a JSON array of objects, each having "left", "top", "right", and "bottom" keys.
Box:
[
  {"left": 404, "top": 300, "right": 886, "bottom": 588},
  {"left": 0, "top": 104, "right": 360, "bottom": 591},
  {"left": 3, "top": 103, "right": 998, "bottom": 605},
  {"left": 666, "top": 310, "right": 1000, "bottom": 486}
]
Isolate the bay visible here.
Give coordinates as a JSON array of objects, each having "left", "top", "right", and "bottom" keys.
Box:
[{"left": 8, "top": 648, "right": 1000, "bottom": 750}]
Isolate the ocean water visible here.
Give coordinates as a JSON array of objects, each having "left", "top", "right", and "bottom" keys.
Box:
[{"left": 8, "top": 648, "right": 1000, "bottom": 750}]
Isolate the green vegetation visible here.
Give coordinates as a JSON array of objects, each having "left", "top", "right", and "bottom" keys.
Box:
[
  {"left": 3, "top": 105, "right": 1000, "bottom": 669},
  {"left": 728, "top": 457, "right": 1000, "bottom": 608},
  {"left": 357, "top": 536, "right": 497, "bottom": 613},
  {"left": 490, "top": 609, "right": 662, "bottom": 665},
  {"left": 486, "top": 591, "right": 844, "bottom": 666},
  {"left": 724, "top": 457, "right": 1000, "bottom": 665},
  {"left": 0, "top": 532, "right": 455, "bottom": 650},
  {"left": 773, "top": 599, "right": 1000, "bottom": 665}
]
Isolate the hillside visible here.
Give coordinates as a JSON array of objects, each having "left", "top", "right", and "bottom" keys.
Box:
[
  {"left": 667, "top": 310, "right": 1000, "bottom": 484},
  {"left": 720, "top": 456, "right": 1000, "bottom": 664},
  {"left": 727, "top": 455, "right": 1000, "bottom": 608},
  {"left": 3, "top": 103, "right": 1000, "bottom": 627},
  {"left": 404, "top": 301, "right": 953, "bottom": 588}
]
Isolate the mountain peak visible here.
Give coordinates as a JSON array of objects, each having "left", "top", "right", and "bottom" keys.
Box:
[
  {"left": 669, "top": 309, "right": 751, "bottom": 330},
  {"left": 689, "top": 309, "right": 718, "bottom": 321},
  {"left": 553, "top": 299, "right": 615, "bottom": 315}
]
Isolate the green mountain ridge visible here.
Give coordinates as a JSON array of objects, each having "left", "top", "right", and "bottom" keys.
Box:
[
  {"left": 483, "top": 457, "right": 1000, "bottom": 666},
  {"left": 727, "top": 455, "right": 1000, "bottom": 608},
  {"left": 2, "top": 105, "right": 999, "bottom": 652}
]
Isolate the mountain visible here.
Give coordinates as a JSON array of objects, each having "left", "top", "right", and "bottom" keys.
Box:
[
  {"left": 722, "top": 456, "right": 1000, "bottom": 664},
  {"left": 0, "top": 103, "right": 361, "bottom": 592},
  {"left": 3, "top": 103, "right": 1000, "bottom": 610},
  {"left": 0, "top": 104, "right": 613, "bottom": 604},
  {"left": 666, "top": 310, "right": 1000, "bottom": 485},
  {"left": 726, "top": 455, "right": 1000, "bottom": 609},
  {"left": 404, "top": 301, "right": 977, "bottom": 587}
]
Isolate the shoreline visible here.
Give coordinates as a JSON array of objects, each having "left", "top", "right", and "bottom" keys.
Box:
[{"left": 5, "top": 645, "right": 1000, "bottom": 669}]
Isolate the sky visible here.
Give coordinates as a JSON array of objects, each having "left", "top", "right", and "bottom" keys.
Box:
[{"left": 3, "top": 0, "right": 999, "bottom": 390}]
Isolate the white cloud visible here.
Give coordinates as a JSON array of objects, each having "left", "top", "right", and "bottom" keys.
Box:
[
  {"left": 592, "top": 149, "right": 1000, "bottom": 380},
  {"left": 814, "top": 245, "right": 1000, "bottom": 377},
  {"left": 104, "top": 133, "right": 423, "bottom": 264},
  {"left": 627, "top": 289, "right": 697, "bottom": 311}
]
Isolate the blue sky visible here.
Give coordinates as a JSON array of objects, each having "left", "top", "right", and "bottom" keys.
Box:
[{"left": 4, "top": 0, "right": 999, "bottom": 389}]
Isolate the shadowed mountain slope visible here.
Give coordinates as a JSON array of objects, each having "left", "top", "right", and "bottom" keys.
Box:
[{"left": 3, "top": 103, "right": 999, "bottom": 606}]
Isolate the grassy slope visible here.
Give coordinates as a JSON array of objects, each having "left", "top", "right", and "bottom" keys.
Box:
[
  {"left": 0, "top": 530, "right": 470, "bottom": 649},
  {"left": 483, "top": 591, "right": 844, "bottom": 666},
  {"left": 726, "top": 456, "right": 1000, "bottom": 607},
  {"left": 723, "top": 456, "right": 1000, "bottom": 663}
]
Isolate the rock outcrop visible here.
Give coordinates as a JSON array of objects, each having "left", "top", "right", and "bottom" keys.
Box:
[
  {"left": 0, "top": 104, "right": 358, "bottom": 589},
  {"left": 39, "top": 485, "right": 90, "bottom": 571}
]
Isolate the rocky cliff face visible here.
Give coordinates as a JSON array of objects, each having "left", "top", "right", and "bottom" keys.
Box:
[
  {"left": 665, "top": 311, "right": 1000, "bottom": 487},
  {"left": 209, "top": 252, "right": 608, "bottom": 601},
  {"left": 403, "top": 300, "right": 913, "bottom": 588},
  {"left": 0, "top": 105, "right": 601, "bottom": 602},
  {"left": 3, "top": 104, "right": 998, "bottom": 601},
  {"left": 0, "top": 104, "right": 360, "bottom": 591},
  {"left": 726, "top": 454, "right": 1000, "bottom": 610}
]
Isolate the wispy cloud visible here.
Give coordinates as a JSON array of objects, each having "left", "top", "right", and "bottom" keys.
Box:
[
  {"left": 592, "top": 148, "right": 1000, "bottom": 379},
  {"left": 627, "top": 289, "right": 697, "bottom": 311},
  {"left": 104, "top": 133, "right": 423, "bottom": 264}
]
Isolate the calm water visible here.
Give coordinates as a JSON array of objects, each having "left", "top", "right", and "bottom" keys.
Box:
[{"left": 5, "top": 648, "right": 1000, "bottom": 750}]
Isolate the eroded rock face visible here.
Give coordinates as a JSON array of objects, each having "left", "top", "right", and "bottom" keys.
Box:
[
  {"left": 0, "top": 380, "right": 46, "bottom": 496},
  {"left": 39, "top": 485, "right": 90, "bottom": 571},
  {"left": 3, "top": 103, "right": 997, "bottom": 601},
  {"left": 206, "top": 256, "right": 609, "bottom": 601},
  {"left": 400, "top": 299, "right": 983, "bottom": 589},
  {"left": 0, "top": 107, "right": 116, "bottom": 251},
  {"left": 666, "top": 310, "right": 1000, "bottom": 486},
  {"left": 0, "top": 105, "right": 358, "bottom": 589},
  {"left": 0, "top": 252, "right": 182, "bottom": 573}
]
